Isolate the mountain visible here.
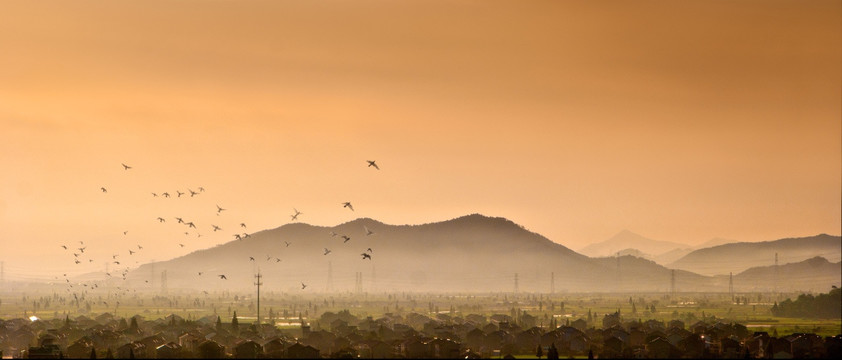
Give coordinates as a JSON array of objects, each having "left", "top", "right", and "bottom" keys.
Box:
[
  {"left": 124, "top": 214, "right": 716, "bottom": 293},
  {"left": 668, "top": 234, "right": 842, "bottom": 276},
  {"left": 578, "top": 230, "right": 690, "bottom": 259},
  {"left": 732, "top": 257, "right": 842, "bottom": 293}
]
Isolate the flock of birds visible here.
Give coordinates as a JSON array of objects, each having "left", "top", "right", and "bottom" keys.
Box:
[{"left": 60, "top": 160, "right": 383, "bottom": 293}]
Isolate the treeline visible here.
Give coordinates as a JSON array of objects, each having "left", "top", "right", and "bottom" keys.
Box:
[{"left": 771, "top": 287, "right": 841, "bottom": 319}]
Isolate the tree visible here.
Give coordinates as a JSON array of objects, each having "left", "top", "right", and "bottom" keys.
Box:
[
  {"left": 90, "top": 347, "right": 97, "bottom": 359},
  {"left": 232, "top": 311, "right": 239, "bottom": 331},
  {"left": 547, "top": 343, "right": 559, "bottom": 360},
  {"left": 216, "top": 316, "right": 222, "bottom": 330},
  {"left": 536, "top": 345, "right": 544, "bottom": 359},
  {"left": 105, "top": 348, "right": 113, "bottom": 359},
  {"left": 129, "top": 317, "right": 139, "bottom": 331}
]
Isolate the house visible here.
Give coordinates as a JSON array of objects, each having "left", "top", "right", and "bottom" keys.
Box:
[
  {"left": 602, "top": 336, "right": 624, "bottom": 358},
  {"left": 430, "top": 338, "right": 460, "bottom": 358},
  {"left": 571, "top": 318, "right": 588, "bottom": 331},
  {"left": 156, "top": 342, "right": 182, "bottom": 359},
  {"left": 197, "top": 339, "right": 225, "bottom": 359},
  {"left": 287, "top": 342, "right": 320, "bottom": 359},
  {"left": 66, "top": 336, "right": 94, "bottom": 359},
  {"left": 116, "top": 341, "right": 145, "bottom": 359},
  {"left": 262, "top": 337, "right": 287, "bottom": 358},
  {"left": 401, "top": 338, "right": 430, "bottom": 358},
  {"left": 647, "top": 336, "right": 677, "bottom": 359},
  {"left": 233, "top": 339, "right": 262, "bottom": 358}
]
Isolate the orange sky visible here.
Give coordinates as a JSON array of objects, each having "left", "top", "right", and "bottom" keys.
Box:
[{"left": 1, "top": 0, "right": 840, "bottom": 279}]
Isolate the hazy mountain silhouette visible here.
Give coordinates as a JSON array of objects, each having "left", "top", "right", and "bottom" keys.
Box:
[
  {"left": 578, "top": 230, "right": 690, "bottom": 259},
  {"left": 124, "top": 214, "right": 716, "bottom": 293},
  {"left": 668, "top": 234, "right": 842, "bottom": 276},
  {"left": 730, "top": 256, "right": 842, "bottom": 293}
]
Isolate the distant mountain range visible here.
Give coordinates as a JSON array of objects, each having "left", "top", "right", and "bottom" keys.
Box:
[
  {"left": 577, "top": 230, "right": 689, "bottom": 259},
  {"left": 101, "top": 215, "right": 838, "bottom": 293},
  {"left": 122, "top": 215, "right": 714, "bottom": 293},
  {"left": 668, "top": 234, "right": 841, "bottom": 276}
]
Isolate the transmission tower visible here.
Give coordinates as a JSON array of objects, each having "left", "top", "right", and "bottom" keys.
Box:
[
  {"left": 729, "top": 272, "right": 734, "bottom": 302},
  {"left": 550, "top": 272, "right": 555, "bottom": 294},
  {"left": 254, "top": 270, "right": 263, "bottom": 327},
  {"left": 514, "top": 273, "right": 519, "bottom": 294},
  {"left": 774, "top": 252, "right": 779, "bottom": 299},
  {"left": 670, "top": 270, "right": 676, "bottom": 298},
  {"left": 326, "top": 262, "right": 334, "bottom": 292},
  {"left": 161, "top": 270, "right": 168, "bottom": 295}
]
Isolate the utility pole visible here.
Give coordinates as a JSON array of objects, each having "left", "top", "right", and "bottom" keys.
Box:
[
  {"left": 254, "top": 270, "right": 263, "bottom": 327},
  {"left": 616, "top": 252, "right": 622, "bottom": 291}
]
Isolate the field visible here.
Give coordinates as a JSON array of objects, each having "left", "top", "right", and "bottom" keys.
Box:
[{"left": 2, "top": 282, "right": 839, "bottom": 338}]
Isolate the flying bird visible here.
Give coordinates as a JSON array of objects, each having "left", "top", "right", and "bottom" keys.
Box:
[
  {"left": 212, "top": 225, "right": 221, "bottom": 232},
  {"left": 121, "top": 163, "right": 132, "bottom": 170},
  {"left": 61, "top": 245, "right": 67, "bottom": 249},
  {"left": 189, "top": 189, "right": 199, "bottom": 197},
  {"left": 301, "top": 282, "right": 307, "bottom": 289},
  {"left": 366, "top": 248, "right": 373, "bottom": 253},
  {"left": 364, "top": 226, "right": 374, "bottom": 236},
  {"left": 342, "top": 202, "right": 354, "bottom": 211},
  {"left": 186, "top": 222, "right": 196, "bottom": 228},
  {"left": 128, "top": 250, "right": 135, "bottom": 255},
  {"left": 218, "top": 275, "right": 227, "bottom": 279},
  {"left": 175, "top": 217, "right": 184, "bottom": 223},
  {"left": 275, "top": 258, "right": 281, "bottom": 262},
  {"left": 101, "top": 187, "right": 107, "bottom": 193},
  {"left": 198, "top": 187, "right": 205, "bottom": 192},
  {"left": 178, "top": 244, "right": 184, "bottom": 247},
  {"left": 291, "top": 208, "right": 302, "bottom": 221},
  {"left": 176, "top": 190, "right": 185, "bottom": 197},
  {"left": 198, "top": 272, "right": 203, "bottom": 276},
  {"left": 234, "top": 234, "right": 242, "bottom": 241},
  {"left": 341, "top": 235, "right": 351, "bottom": 243},
  {"left": 249, "top": 256, "right": 255, "bottom": 261},
  {"left": 367, "top": 160, "right": 379, "bottom": 170},
  {"left": 157, "top": 217, "right": 166, "bottom": 223},
  {"left": 74, "top": 259, "right": 81, "bottom": 264},
  {"left": 216, "top": 204, "right": 226, "bottom": 213},
  {"left": 162, "top": 192, "right": 171, "bottom": 198},
  {"left": 240, "top": 223, "right": 247, "bottom": 228},
  {"left": 284, "top": 241, "right": 291, "bottom": 247},
  {"left": 123, "top": 231, "right": 128, "bottom": 235},
  {"left": 243, "top": 232, "right": 250, "bottom": 238},
  {"left": 151, "top": 192, "right": 158, "bottom": 197},
  {"left": 361, "top": 253, "right": 372, "bottom": 260},
  {"left": 329, "top": 231, "right": 338, "bottom": 237},
  {"left": 78, "top": 247, "right": 86, "bottom": 253},
  {"left": 137, "top": 245, "right": 143, "bottom": 249},
  {"left": 323, "top": 248, "right": 331, "bottom": 255}
]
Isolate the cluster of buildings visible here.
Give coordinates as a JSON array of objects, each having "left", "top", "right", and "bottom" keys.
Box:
[{"left": 1, "top": 310, "right": 840, "bottom": 358}]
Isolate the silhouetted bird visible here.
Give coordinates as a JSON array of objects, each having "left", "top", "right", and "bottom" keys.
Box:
[
  {"left": 218, "top": 275, "right": 227, "bottom": 279},
  {"left": 175, "top": 217, "right": 184, "bottom": 223},
  {"left": 291, "top": 208, "right": 302, "bottom": 221},
  {"left": 361, "top": 253, "right": 372, "bottom": 260},
  {"left": 189, "top": 189, "right": 199, "bottom": 197},
  {"left": 324, "top": 248, "right": 332, "bottom": 255},
  {"left": 284, "top": 241, "right": 291, "bottom": 247},
  {"left": 275, "top": 258, "right": 281, "bottom": 262},
  {"left": 212, "top": 225, "right": 221, "bottom": 232},
  {"left": 101, "top": 187, "right": 107, "bottom": 193},
  {"left": 123, "top": 231, "right": 128, "bottom": 235},
  {"left": 301, "top": 282, "right": 307, "bottom": 289},
  {"left": 364, "top": 226, "right": 374, "bottom": 236},
  {"left": 137, "top": 245, "right": 143, "bottom": 249},
  {"left": 186, "top": 222, "right": 196, "bottom": 228},
  {"left": 162, "top": 192, "right": 171, "bottom": 198},
  {"left": 240, "top": 223, "right": 247, "bottom": 228},
  {"left": 249, "top": 256, "right": 255, "bottom": 261},
  {"left": 74, "top": 259, "right": 80, "bottom": 264},
  {"left": 242, "top": 232, "right": 250, "bottom": 238},
  {"left": 329, "top": 231, "right": 338, "bottom": 237},
  {"left": 61, "top": 245, "right": 67, "bottom": 249},
  {"left": 128, "top": 250, "right": 135, "bottom": 255},
  {"left": 178, "top": 243, "right": 184, "bottom": 247},
  {"left": 342, "top": 202, "right": 354, "bottom": 211},
  {"left": 234, "top": 234, "right": 242, "bottom": 241},
  {"left": 176, "top": 190, "right": 185, "bottom": 197},
  {"left": 157, "top": 217, "right": 166, "bottom": 222},
  {"left": 367, "top": 160, "right": 379, "bottom": 170},
  {"left": 342, "top": 235, "right": 351, "bottom": 243},
  {"left": 121, "top": 163, "right": 132, "bottom": 170},
  {"left": 198, "top": 272, "right": 203, "bottom": 275},
  {"left": 198, "top": 187, "right": 205, "bottom": 192},
  {"left": 366, "top": 248, "right": 373, "bottom": 253},
  {"left": 216, "top": 204, "right": 226, "bottom": 213}
]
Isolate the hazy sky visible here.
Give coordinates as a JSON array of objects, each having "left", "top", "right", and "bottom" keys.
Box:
[{"left": 1, "top": 0, "right": 839, "bottom": 279}]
